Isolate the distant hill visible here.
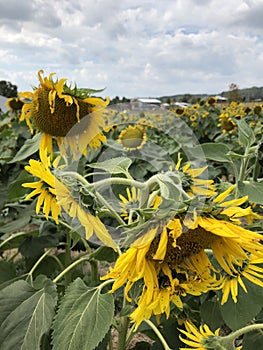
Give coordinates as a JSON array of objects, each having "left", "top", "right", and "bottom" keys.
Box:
[{"left": 159, "top": 86, "right": 263, "bottom": 103}]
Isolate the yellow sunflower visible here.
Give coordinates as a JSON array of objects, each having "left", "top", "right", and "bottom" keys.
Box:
[
  {"left": 218, "top": 112, "right": 236, "bottom": 134},
  {"left": 221, "top": 255, "right": 263, "bottom": 305},
  {"left": 5, "top": 97, "right": 24, "bottom": 113},
  {"left": 23, "top": 148, "right": 116, "bottom": 250},
  {"left": 22, "top": 148, "right": 63, "bottom": 223},
  {"left": 102, "top": 184, "right": 263, "bottom": 326},
  {"left": 19, "top": 70, "right": 109, "bottom": 157},
  {"left": 179, "top": 321, "right": 221, "bottom": 350},
  {"left": 117, "top": 125, "right": 147, "bottom": 151},
  {"left": 175, "top": 157, "right": 216, "bottom": 197}
]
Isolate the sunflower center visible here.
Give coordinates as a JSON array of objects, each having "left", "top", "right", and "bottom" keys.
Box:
[
  {"left": 32, "top": 88, "right": 93, "bottom": 136},
  {"left": 147, "top": 226, "right": 216, "bottom": 265},
  {"left": 119, "top": 126, "right": 146, "bottom": 150}
]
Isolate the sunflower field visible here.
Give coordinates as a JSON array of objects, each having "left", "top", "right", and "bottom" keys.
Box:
[{"left": 0, "top": 71, "right": 263, "bottom": 350}]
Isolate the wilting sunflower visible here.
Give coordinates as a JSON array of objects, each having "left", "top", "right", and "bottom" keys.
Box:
[
  {"left": 102, "top": 184, "right": 263, "bottom": 326},
  {"left": 23, "top": 148, "right": 116, "bottom": 249},
  {"left": 19, "top": 70, "right": 109, "bottom": 157},
  {"left": 118, "top": 125, "right": 147, "bottom": 151}
]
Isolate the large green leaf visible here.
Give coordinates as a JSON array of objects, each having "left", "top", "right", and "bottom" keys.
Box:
[
  {"left": 188, "top": 143, "right": 232, "bottom": 162},
  {"left": 0, "top": 278, "right": 57, "bottom": 350},
  {"left": 242, "top": 329, "right": 263, "bottom": 349},
  {"left": 52, "top": 278, "right": 114, "bottom": 350},
  {"left": 200, "top": 299, "right": 224, "bottom": 331},
  {"left": 220, "top": 280, "right": 263, "bottom": 330},
  {"left": 8, "top": 133, "right": 41, "bottom": 163},
  {"left": 238, "top": 181, "right": 263, "bottom": 204}
]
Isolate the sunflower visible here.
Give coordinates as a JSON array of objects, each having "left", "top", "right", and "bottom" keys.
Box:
[
  {"left": 179, "top": 321, "right": 221, "bottom": 350},
  {"left": 22, "top": 149, "right": 64, "bottom": 224},
  {"left": 23, "top": 148, "right": 116, "bottom": 249},
  {"left": 218, "top": 112, "right": 236, "bottom": 134},
  {"left": 117, "top": 125, "right": 147, "bottom": 151},
  {"left": 6, "top": 97, "right": 24, "bottom": 113},
  {"left": 102, "top": 184, "right": 263, "bottom": 326},
  {"left": 175, "top": 157, "right": 216, "bottom": 197},
  {"left": 221, "top": 255, "right": 263, "bottom": 304},
  {"left": 19, "top": 70, "right": 109, "bottom": 157},
  {"left": 206, "top": 96, "right": 217, "bottom": 106}
]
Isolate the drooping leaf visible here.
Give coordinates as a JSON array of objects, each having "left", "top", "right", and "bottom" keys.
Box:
[
  {"left": 8, "top": 133, "right": 42, "bottom": 163},
  {"left": 0, "top": 278, "right": 57, "bottom": 350},
  {"left": 52, "top": 278, "right": 114, "bottom": 350}
]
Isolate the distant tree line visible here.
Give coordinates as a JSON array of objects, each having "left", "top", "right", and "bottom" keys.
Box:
[{"left": 0, "top": 80, "right": 18, "bottom": 98}]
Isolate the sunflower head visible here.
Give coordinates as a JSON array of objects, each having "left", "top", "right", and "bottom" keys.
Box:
[
  {"left": 6, "top": 97, "right": 24, "bottom": 112},
  {"left": 218, "top": 113, "right": 236, "bottom": 134},
  {"left": 118, "top": 125, "right": 147, "bottom": 151},
  {"left": 206, "top": 96, "right": 217, "bottom": 106},
  {"left": 20, "top": 70, "right": 109, "bottom": 137}
]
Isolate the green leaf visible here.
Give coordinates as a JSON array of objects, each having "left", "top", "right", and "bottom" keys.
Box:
[
  {"left": 237, "top": 181, "right": 263, "bottom": 204},
  {"left": 88, "top": 157, "right": 132, "bottom": 174},
  {"left": 220, "top": 280, "right": 263, "bottom": 330},
  {"left": 0, "top": 278, "right": 57, "bottom": 350},
  {"left": 8, "top": 133, "right": 42, "bottom": 163},
  {"left": 7, "top": 170, "right": 34, "bottom": 201},
  {"left": 0, "top": 261, "right": 16, "bottom": 284},
  {"left": 242, "top": 329, "right": 263, "bottom": 349},
  {"left": 89, "top": 245, "right": 118, "bottom": 263},
  {"left": 52, "top": 278, "right": 114, "bottom": 350},
  {"left": 200, "top": 300, "right": 224, "bottom": 331},
  {"left": 236, "top": 119, "right": 256, "bottom": 147},
  {"left": 188, "top": 143, "right": 232, "bottom": 162}
]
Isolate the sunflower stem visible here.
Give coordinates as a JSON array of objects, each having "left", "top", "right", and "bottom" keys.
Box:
[
  {"left": 95, "top": 191, "right": 126, "bottom": 226},
  {"left": 26, "top": 248, "right": 54, "bottom": 284},
  {"left": 53, "top": 257, "right": 90, "bottom": 283},
  {"left": 144, "top": 319, "right": 172, "bottom": 350},
  {"left": 221, "top": 323, "right": 263, "bottom": 348}
]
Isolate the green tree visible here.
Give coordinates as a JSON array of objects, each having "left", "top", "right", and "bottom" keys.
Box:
[
  {"left": 227, "top": 83, "right": 243, "bottom": 102},
  {"left": 0, "top": 80, "right": 18, "bottom": 98}
]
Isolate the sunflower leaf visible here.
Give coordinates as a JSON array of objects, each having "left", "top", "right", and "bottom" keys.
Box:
[
  {"left": 88, "top": 156, "right": 132, "bottom": 175},
  {"left": 0, "top": 278, "right": 57, "bottom": 350},
  {"left": 8, "top": 133, "right": 42, "bottom": 163},
  {"left": 237, "top": 181, "right": 263, "bottom": 204},
  {"left": 52, "top": 278, "right": 114, "bottom": 350}
]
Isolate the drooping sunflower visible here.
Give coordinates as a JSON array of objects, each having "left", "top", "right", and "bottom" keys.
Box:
[
  {"left": 102, "top": 184, "right": 263, "bottom": 326},
  {"left": 23, "top": 148, "right": 116, "bottom": 250},
  {"left": 19, "top": 70, "right": 109, "bottom": 157},
  {"left": 117, "top": 125, "right": 147, "bottom": 151}
]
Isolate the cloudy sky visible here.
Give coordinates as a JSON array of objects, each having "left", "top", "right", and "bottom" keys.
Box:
[{"left": 0, "top": 0, "right": 263, "bottom": 98}]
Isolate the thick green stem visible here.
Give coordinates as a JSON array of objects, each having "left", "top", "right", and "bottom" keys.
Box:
[
  {"left": 117, "top": 316, "right": 130, "bottom": 350},
  {"left": 222, "top": 323, "right": 263, "bottom": 347},
  {"left": 144, "top": 319, "right": 172, "bottom": 350}
]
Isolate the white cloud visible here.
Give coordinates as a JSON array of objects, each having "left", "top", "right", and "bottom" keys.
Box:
[{"left": 0, "top": 0, "right": 263, "bottom": 98}]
